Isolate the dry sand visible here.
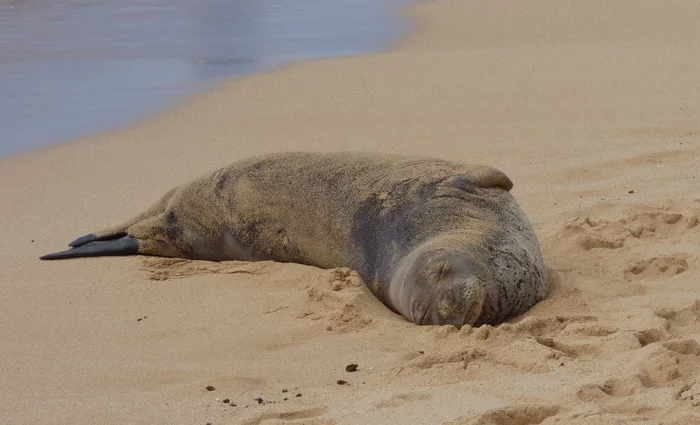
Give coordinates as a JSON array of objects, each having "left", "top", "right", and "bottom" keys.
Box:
[{"left": 2, "top": 0, "right": 700, "bottom": 424}]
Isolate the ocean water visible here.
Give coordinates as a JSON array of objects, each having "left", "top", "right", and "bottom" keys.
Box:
[{"left": 0, "top": 0, "right": 414, "bottom": 158}]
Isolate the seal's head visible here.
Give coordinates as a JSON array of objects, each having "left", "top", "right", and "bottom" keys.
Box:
[{"left": 388, "top": 239, "right": 485, "bottom": 328}]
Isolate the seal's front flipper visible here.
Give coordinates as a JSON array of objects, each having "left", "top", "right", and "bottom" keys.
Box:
[
  {"left": 40, "top": 236, "right": 139, "bottom": 260},
  {"left": 449, "top": 166, "right": 513, "bottom": 192},
  {"left": 69, "top": 232, "right": 127, "bottom": 247}
]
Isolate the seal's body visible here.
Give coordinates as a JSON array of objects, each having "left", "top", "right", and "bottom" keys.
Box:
[{"left": 42, "top": 152, "right": 547, "bottom": 327}]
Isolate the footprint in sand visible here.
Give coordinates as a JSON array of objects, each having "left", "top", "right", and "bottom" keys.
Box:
[
  {"left": 576, "top": 338, "right": 700, "bottom": 408},
  {"left": 624, "top": 255, "right": 689, "bottom": 281},
  {"left": 375, "top": 392, "right": 432, "bottom": 409},
  {"left": 395, "top": 348, "right": 485, "bottom": 372},
  {"left": 240, "top": 407, "right": 332, "bottom": 425},
  {"left": 654, "top": 300, "right": 700, "bottom": 329},
  {"left": 599, "top": 376, "right": 648, "bottom": 398},
  {"left": 675, "top": 382, "right": 700, "bottom": 407},
  {"left": 637, "top": 341, "right": 700, "bottom": 388},
  {"left": 445, "top": 404, "right": 559, "bottom": 425},
  {"left": 558, "top": 207, "right": 698, "bottom": 252},
  {"left": 634, "top": 324, "right": 671, "bottom": 347}
]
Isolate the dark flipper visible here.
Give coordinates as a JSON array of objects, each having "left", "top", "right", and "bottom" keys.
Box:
[
  {"left": 41, "top": 236, "right": 139, "bottom": 260},
  {"left": 69, "top": 232, "right": 127, "bottom": 248}
]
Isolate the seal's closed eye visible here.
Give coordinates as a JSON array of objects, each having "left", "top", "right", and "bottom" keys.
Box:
[{"left": 438, "top": 261, "right": 451, "bottom": 279}]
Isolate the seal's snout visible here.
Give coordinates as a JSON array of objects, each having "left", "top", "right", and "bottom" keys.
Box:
[
  {"left": 420, "top": 250, "right": 485, "bottom": 326},
  {"left": 430, "top": 274, "right": 485, "bottom": 328},
  {"left": 391, "top": 244, "right": 486, "bottom": 327}
]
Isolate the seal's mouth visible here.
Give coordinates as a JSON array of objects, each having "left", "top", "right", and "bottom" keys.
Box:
[
  {"left": 417, "top": 275, "right": 484, "bottom": 328},
  {"left": 433, "top": 303, "right": 477, "bottom": 329},
  {"left": 420, "top": 303, "right": 465, "bottom": 328},
  {"left": 414, "top": 305, "right": 465, "bottom": 327}
]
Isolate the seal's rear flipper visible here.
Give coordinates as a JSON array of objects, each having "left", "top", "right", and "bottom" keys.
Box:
[
  {"left": 64, "top": 187, "right": 179, "bottom": 249},
  {"left": 69, "top": 232, "right": 127, "bottom": 248},
  {"left": 40, "top": 236, "right": 139, "bottom": 260}
]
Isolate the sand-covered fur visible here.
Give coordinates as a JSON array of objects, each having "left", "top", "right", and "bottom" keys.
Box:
[{"left": 42, "top": 152, "right": 547, "bottom": 327}]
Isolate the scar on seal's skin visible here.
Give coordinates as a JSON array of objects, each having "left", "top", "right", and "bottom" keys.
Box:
[{"left": 41, "top": 152, "right": 547, "bottom": 327}]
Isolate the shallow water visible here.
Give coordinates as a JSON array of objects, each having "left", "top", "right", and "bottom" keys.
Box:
[{"left": 0, "top": 0, "right": 414, "bottom": 157}]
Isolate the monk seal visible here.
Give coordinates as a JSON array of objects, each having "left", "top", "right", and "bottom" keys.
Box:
[{"left": 41, "top": 152, "right": 547, "bottom": 327}]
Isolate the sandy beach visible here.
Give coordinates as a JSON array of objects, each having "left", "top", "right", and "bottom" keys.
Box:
[{"left": 2, "top": 0, "right": 700, "bottom": 423}]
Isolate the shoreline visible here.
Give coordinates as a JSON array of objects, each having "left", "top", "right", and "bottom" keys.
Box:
[
  {"left": 0, "top": 0, "right": 417, "bottom": 159},
  {"left": 2, "top": 0, "right": 423, "bottom": 162},
  {"left": 2, "top": 0, "right": 700, "bottom": 424}
]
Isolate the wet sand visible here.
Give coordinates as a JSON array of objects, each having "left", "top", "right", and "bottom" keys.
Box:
[
  {"left": 0, "top": 0, "right": 412, "bottom": 157},
  {"left": 2, "top": 0, "right": 700, "bottom": 424}
]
